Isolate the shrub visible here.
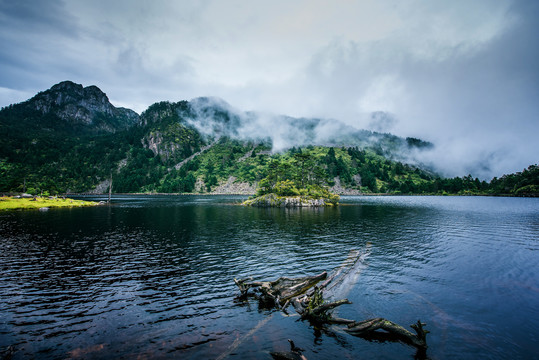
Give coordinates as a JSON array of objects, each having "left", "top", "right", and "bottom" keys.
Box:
[{"left": 274, "top": 180, "right": 300, "bottom": 196}]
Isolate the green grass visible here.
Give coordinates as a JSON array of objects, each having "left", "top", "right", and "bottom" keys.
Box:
[{"left": 0, "top": 196, "right": 100, "bottom": 211}]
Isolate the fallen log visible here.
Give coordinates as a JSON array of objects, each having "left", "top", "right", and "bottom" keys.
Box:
[
  {"left": 234, "top": 248, "right": 429, "bottom": 353},
  {"left": 291, "top": 287, "right": 351, "bottom": 323},
  {"left": 234, "top": 272, "right": 327, "bottom": 308},
  {"left": 346, "top": 318, "right": 429, "bottom": 349}
]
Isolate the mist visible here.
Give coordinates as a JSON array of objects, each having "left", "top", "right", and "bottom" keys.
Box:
[
  {"left": 185, "top": 97, "right": 446, "bottom": 174},
  {"left": 1, "top": 0, "right": 538, "bottom": 180},
  {"left": 186, "top": 97, "right": 358, "bottom": 152}
]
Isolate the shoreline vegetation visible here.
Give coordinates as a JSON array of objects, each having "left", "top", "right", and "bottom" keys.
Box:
[
  {"left": 74, "top": 154, "right": 538, "bottom": 198},
  {"left": 70, "top": 192, "right": 537, "bottom": 198},
  {"left": 1, "top": 191, "right": 535, "bottom": 212},
  {"left": 0, "top": 195, "right": 100, "bottom": 211}
]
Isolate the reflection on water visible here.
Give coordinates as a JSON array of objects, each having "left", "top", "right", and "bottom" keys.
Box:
[{"left": 1, "top": 195, "right": 538, "bottom": 359}]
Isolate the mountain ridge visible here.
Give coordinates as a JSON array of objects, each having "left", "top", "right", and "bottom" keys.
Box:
[{"left": 0, "top": 81, "right": 536, "bottom": 196}]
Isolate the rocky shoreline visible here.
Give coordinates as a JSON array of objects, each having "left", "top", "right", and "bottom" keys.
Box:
[{"left": 242, "top": 193, "right": 338, "bottom": 207}]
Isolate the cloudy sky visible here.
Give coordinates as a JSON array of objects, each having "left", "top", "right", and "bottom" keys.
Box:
[{"left": 0, "top": 0, "right": 537, "bottom": 178}]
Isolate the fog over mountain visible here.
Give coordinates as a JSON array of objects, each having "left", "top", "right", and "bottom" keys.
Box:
[
  {"left": 185, "top": 96, "right": 433, "bottom": 168},
  {"left": 1, "top": 0, "right": 538, "bottom": 179}
]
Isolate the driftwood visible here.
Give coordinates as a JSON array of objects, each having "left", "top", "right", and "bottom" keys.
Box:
[
  {"left": 270, "top": 339, "right": 307, "bottom": 360},
  {"left": 346, "top": 318, "right": 429, "bottom": 349},
  {"left": 234, "top": 248, "right": 429, "bottom": 354},
  {"left": 234, "top": 272, "right": 327, "bottom": 309}
]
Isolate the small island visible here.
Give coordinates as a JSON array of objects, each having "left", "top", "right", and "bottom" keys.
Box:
[
  {"left": 0, "top": 195, "right": 100, "bottom": 211},
  {"left": 243, "top": 153, "right": 340, "bottom": 207}
]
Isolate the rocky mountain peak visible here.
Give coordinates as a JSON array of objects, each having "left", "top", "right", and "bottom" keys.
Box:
[
  {"left": 25, "top": 81, "right": 139, "bottom": 132},
  {"left": 50, "top": 80, "right": 84, "bottom": 92}
]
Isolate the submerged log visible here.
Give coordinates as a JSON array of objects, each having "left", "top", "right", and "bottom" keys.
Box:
[
  {"left": 234, "top": 272, "right": 327, "bottom": 308},
  {"left": 290, "top": 286, "right": 351, "bottom": 323},
  {"left": 346, "top": 318, "right": 429, "bottom": 349},
  {"left": 270, "top": 339, "right": 307, "bottom": 360},
  {"left": 234, "top": 248, "right": 429, "bottom": 352}
]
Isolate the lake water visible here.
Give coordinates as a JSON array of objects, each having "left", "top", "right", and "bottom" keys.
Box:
[{"left": 1, "top": 195, "right": 538, "bottom": 359}]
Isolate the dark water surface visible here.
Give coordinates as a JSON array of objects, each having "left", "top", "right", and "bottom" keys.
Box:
[{"left": 1, "top": 195, "right": 538, "bottom": 359}]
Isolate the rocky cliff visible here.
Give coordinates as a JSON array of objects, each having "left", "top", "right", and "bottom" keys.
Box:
[{"left": 25, "top": 80, "right": 139, "bottom": 132}]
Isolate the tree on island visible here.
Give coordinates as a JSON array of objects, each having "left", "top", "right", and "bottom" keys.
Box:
[{"left": 247, "top": 150, "right": 340, "bottom": 206}]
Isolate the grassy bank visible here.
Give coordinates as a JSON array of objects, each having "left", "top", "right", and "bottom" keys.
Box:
[{"left": 0, "top": 196, "right": 100, "bottom": 211}]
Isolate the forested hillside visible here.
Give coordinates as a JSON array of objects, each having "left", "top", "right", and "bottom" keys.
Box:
[{"left": 0, "top": 81, "right": 537, "bottom": 196}]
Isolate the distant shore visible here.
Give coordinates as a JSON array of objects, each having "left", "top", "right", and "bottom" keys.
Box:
[{"left": 66, "top": 192, "right": 535, "bottom": 197}]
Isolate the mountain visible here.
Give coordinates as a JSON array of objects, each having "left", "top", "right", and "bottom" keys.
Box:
[
  {"left": 0, "top": 81, "right": 535, "bottom": 196},
  {"left": 2, "top": 80, "right": 138, "bottom": 133}
]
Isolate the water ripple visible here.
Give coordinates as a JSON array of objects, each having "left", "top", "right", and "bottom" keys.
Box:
[{"left": 1, "top": 196, "right": 538, "bottom": 359}]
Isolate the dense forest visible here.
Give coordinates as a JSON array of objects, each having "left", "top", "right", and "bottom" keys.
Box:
[{"left": 0, "top": 81, "right": 537, "bottom": 197}]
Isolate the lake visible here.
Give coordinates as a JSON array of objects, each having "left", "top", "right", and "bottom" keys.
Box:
[{"left": 1, "top": 195, "right": 538, "bottom": 359}]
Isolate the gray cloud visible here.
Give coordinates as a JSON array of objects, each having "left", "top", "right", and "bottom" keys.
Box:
[
  {"left": 0, "top": 0, "right": 537, "bottom": 179},
  {"left": 367, "top": 112, "right": 397, "bottom": 133},
  {"left": 0, "top": 0, "right": 78, "bottom": 35}
]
